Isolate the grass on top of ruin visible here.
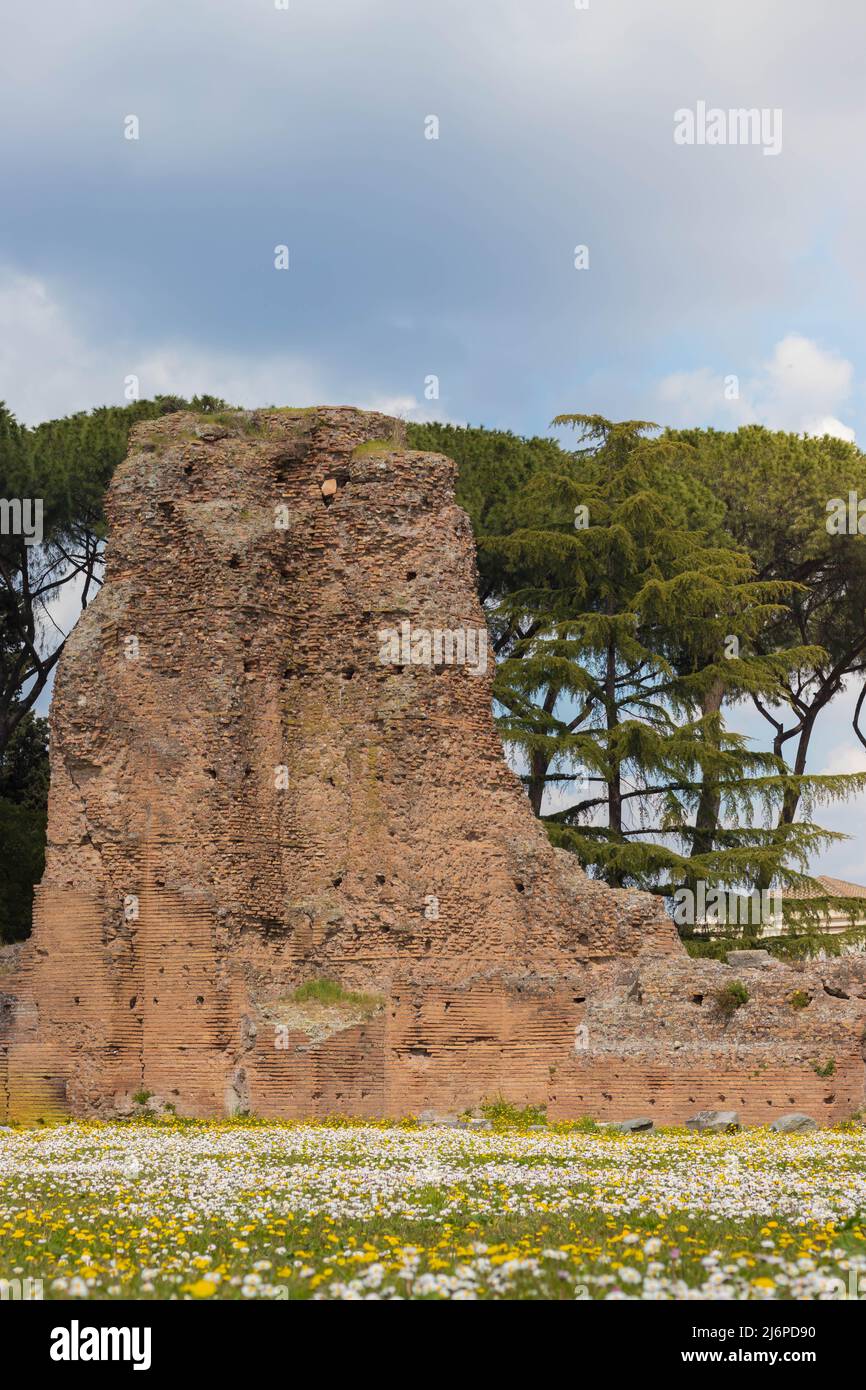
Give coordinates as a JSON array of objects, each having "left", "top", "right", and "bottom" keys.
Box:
[{"left": 3, "top": 1113, "right": 866, "bottom": 1300}]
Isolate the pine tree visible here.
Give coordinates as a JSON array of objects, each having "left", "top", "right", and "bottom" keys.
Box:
[
  {"left": 488, "top": 416, "right": 864, "bottom": 904},
  {"left": 668, "top": 424, "right": 866, "bottom": 925}
]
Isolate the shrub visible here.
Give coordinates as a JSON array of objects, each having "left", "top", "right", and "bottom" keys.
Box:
[
  {"left": 714, "top": 980, "right": 750, "bottom": 1020},
  {"left": 479, "top": 1096, "right": 547, "bottom": 1129}
]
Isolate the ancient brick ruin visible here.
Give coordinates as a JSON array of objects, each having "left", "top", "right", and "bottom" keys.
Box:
[{"left": 2, "top": 406, "right": 865, "bottom": 1124}]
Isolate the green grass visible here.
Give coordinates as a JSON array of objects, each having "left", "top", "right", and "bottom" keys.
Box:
[
  {"left": 351, "top": 436, "right": 402, "bottom": 459},
  {"left": 289, "top": 978, "right": 383, "bottom": 1013}
]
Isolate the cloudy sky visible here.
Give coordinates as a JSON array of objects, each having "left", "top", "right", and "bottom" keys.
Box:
[{"left": 3, "top": 0, "right": 864, "bottom": 880}]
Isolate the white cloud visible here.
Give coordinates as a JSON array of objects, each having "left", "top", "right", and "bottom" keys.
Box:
[
  {"left": 0, "top": 270, "right": 326, "bottom": 424},
  {"left": 802, "top": 416, "right": 856, "bottom": 443},
  {"left": 818, "top": 744, "right": 866, "bottom": 779},
  {"left": 657, "top": 334, "right": 857, "bottom": 441},
  {"left": 363, "top": 394, "right": 461, "bottom": 426},
  {"left": 763, "top": 335, "right": 854, "bottom": 430},
  {"left": 0, "top": 270, "right": 461, "bottom": 427}
]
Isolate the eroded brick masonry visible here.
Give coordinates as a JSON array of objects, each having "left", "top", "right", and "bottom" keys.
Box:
[{"left": 1, "top": 407, "right": 864, "bottom": 1123}]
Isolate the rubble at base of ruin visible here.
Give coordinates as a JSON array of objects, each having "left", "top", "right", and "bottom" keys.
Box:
[{"left": 1, "top": 407, "right": 864, "bottom": 1124}]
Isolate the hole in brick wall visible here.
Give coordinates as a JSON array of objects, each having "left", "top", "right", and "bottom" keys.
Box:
[
  {"left": 424, "top": 937, "right": 432, "bottom": 950},
  {"left": 196, "top": 996, "right": 204, "bottom": 1005},
  {"left": 228, "top": 555, "right": 240, "bottom": 569},
  {"left": 129, "top": 996, "right": 137, "bottom": 1009},
  {"left": 572, "top": 995, "right": 586, "bottom": 1004},
  {"left": 691, "top": 994, "right": 704, "bottom": 1005},
  {"left": 342, "top": 666, "right": 356, "bottom": 680},
  {"left": 515, "top": 880, "right": 525, "bottom": 893},
  {"left": 205, "top": 767, "right": 217, "bottom": 779},
  {"left": 406, "top": 571, "right": 417, "bottom": 580},
  {"left": 332, "top": 876, "right": 343, "bottom": 887},
  {"left": 375, "top": 874, "right": 386, "bottom": 884}
]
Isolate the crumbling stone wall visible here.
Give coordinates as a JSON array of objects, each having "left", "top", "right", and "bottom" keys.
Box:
[{"left": 1, "top": 407, "right": 864, "bottom": 1123}]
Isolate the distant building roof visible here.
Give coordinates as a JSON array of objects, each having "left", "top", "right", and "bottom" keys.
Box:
[{"left": 782, "top": 875, "right": 866, "bottom": 900}]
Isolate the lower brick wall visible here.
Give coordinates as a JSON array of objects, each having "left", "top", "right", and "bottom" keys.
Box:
[
  {"left": 3, "top": 952, "right": 866, "bottom": 1125},
  {"left": 549, "top": 1058, "right": 864, "bottom": 1125}
]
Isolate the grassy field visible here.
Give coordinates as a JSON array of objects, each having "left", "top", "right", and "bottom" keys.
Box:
[{"left": 2, "top": 1116, "right": 866, "bottom": 1300}]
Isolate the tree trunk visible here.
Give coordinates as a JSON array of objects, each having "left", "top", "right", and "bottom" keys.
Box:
[
  {"left": 527, "top": 747, "right": 550, "bottom": 817},
  {"left": 756, "top": 710, "right": 818, "bottom": 892},
  {"left": 689, "top": 677, "right": 725, "bottom": 867},
  {"left": 604, "top": 638, "right": 624, "bottom": 885}
]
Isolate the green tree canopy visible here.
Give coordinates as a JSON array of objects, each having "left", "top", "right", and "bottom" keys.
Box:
[
  {"left": 483, "top": 415, "right": 863, "bottom": 897},
  {"left": 666, "top": 425, "right": 866, "bottom": 909}
]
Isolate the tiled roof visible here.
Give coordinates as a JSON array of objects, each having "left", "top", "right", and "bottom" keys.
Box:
[{"left": 782, "top": 875, "right": 866, "bottom": 900}]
